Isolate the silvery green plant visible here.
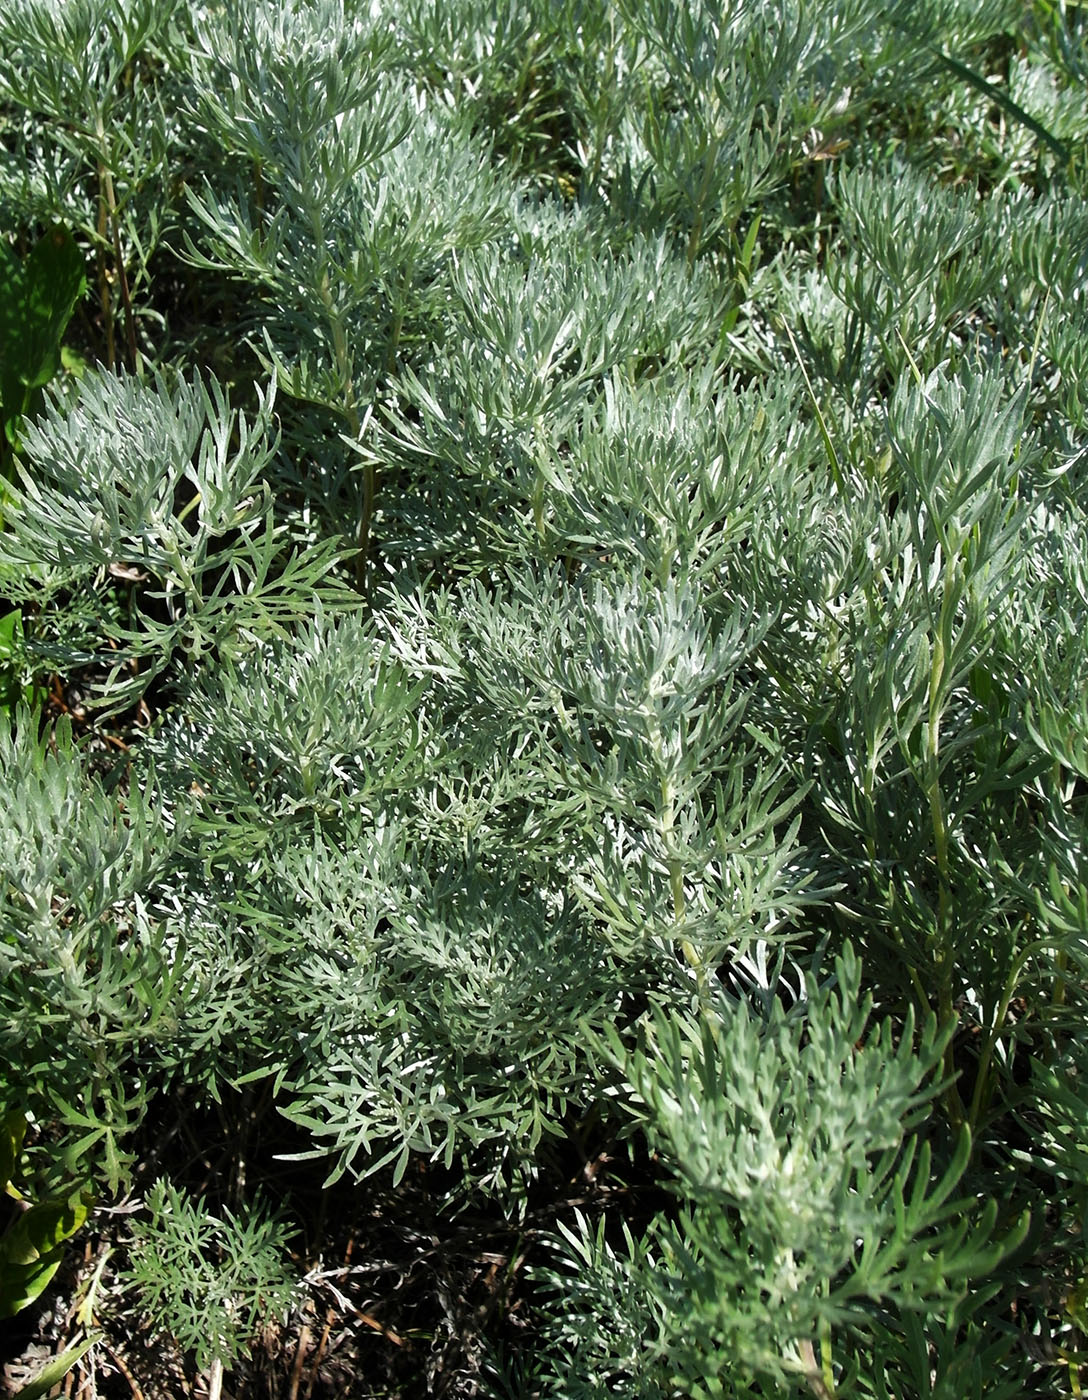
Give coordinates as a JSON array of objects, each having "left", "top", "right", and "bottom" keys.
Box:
[
  {"left": 0, "top": 715, "right": 183, "bottom": 1190},
  {"left": 536, "top": 949, "right": 1026, "bottom": 1398},
  {"left": 125, "top": 1180, "right": 297, "bottom": 1380},
  {"left": 828, "top": 161, "right": 987, "bottom": 371},
  {"left": 0, "top": 0, "right": 185, "bottom": 369},
  {"left": 612, "top": 0, "right": 863, "bottom": 266},
  {"left": 181, "top": 0, "right": 512, "bottom": 586},
  {"left": 0, "top": 0, "right": 1085, "bottom": 1390},
  {"left": 0, "top": 368, "right": 353, "bottom": 709},
  {"left": 371, "top": 230, "right": 728, "bottom": 566},
  {"left": 134, "top": 573, "right": 815, "bottom": 1190}
]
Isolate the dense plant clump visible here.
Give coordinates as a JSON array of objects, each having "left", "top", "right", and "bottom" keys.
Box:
[{"left": 1, "top": 0, "right": 1086, "bottom": 1395}]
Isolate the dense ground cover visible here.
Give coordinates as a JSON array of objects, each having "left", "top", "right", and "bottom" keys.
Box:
[{"left": 1, "top": 0, "right": 1087, "bottom": 1395}]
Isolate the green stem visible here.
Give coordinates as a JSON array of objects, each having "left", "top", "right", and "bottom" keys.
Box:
[
  {"left": 797, "top": 1337, "right": 835, "bottom": 1399},
  {"left": 386, "top": 304, "right": 404, "bottom": 377},
  {"left": 96, "top": 191, "right": 115, "bottom": 370},
  {"left": 967, "top": 928, "right": 1063, "bottom": 1131},
  {"left": 95, "top": 118, "right": 139, "bottom": 374},
  {"left": 684, "top": 14, "right": 734, "bottom": 269},
  {"left": 656, "top": 752, "right": 704, "bottom": 995},
  {"left": 819, "top": 1317, "right": 836, "bottom": 1398},
  {"left": 159, "top": 529, "right": 201, "bottom": 617},
  {"left": 685, "top": 126, "right": 721, "bottom": 270},
  {"left": 315, "top": 266, "right": 369, "bottom": 591},
  {"left": 924, "top": 629, "right": 965, "bottom": 1124},
  {"left": 586, "top": 19, "right": 617, "bottom": 195}
]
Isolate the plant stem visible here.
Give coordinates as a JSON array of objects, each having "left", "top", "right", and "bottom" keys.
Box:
[
  {"left": 654, "top": 737, "right": 705, "bottom": 996},
  {"left": 921, "top": 610, "right": 966, "bottom": 1124},
  {"left": 967, "top": 928, "right": 1061, "bottom": 1131},
  {"left": 315, "top": 266, "right": 370, "bottom": 592},
  {"left": 95, "top": 116, "right": 140, "bottom": 373},
  {"left": 96, "top": 198, "right": 115, "bottom": 370},
  {"left": 797, "top": 1337, "right": 835, "bottom": 1399},
  {"left": 685, "top": 127, "right": 721, "bottom": 271}
]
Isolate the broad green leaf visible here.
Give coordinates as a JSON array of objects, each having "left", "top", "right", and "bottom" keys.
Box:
[
  {"left": 0, "top": 612, "right": 25, "bottom": 714},
  {"left": 0, "top": 1251, "right": 66, "bottom": 1319},
  {"left": 0, "top": 225, "right": 87, "bottom": 432},
  {"left": 10, "top": 1334, "right": 101, "bottom": 1400},
  {"left": 1, "top": 1111, "right": 26, "bottom": 1194},
  {"left": 0, "top": 1185, "right": 91, "bottom": 1319},
  {"left": 0, "top": 1188, "right": 91, "bottom": 1269}
]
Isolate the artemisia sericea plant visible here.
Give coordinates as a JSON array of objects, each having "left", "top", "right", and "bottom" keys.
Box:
[{"left": 0, "top": 0, "right": 1085, "bottom": 1396}]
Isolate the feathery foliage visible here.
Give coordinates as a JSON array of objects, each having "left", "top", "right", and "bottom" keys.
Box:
[{"left": 0, "top": 0, "right": 1085, "bottom": 1395}]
